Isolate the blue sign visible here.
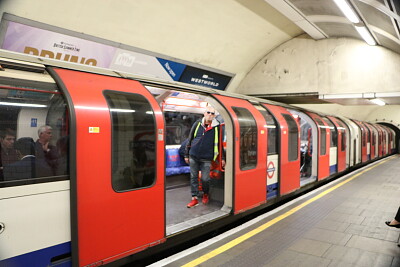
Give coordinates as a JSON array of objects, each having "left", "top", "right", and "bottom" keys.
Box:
[
  {"left": 31, "top": 118, "right": 38, "bottom": 127},
  {"left": 156, "top": 58, "right": 186, "bottom": 81}
]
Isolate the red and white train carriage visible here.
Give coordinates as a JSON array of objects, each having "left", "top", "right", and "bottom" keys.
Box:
[{"left": 0, "top": 50, "right": 397, "bottom": 267}]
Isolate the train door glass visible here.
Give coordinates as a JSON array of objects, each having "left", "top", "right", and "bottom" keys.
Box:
[
  {"left": 282, "top": 114, "right": 299, "bottom": 161},
  {"left": 364, "top": 123, "right": 371, "bottom": 160},
  {"left": 145, "top": 86, "right": 228, "bottom": 235},
  {"left": 104, "top": 92, "right": 156, "bottom": 191},
  {"left": 314, "top": 118, "right": 327, "bottom": 155},
  {"left": 232, "top": 107, "right": 257, "bottom": 170},
  {"left": 323, "top": 117, "right": 337, "bottom": 174},
  {"left": 0, "top": 73, "right": 70, "bottom": 266},
  {"left": 256, "top": 105, "right": 279, "bottom": 199},
  {"left": 337, "top": 120, "right": 347, "bottom": 152},
  {"left": 337, "top": 119, "right": 350, "bottom": 168}
]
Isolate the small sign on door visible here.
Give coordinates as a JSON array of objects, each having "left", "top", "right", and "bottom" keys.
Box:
[{"left": 89, "top": 127, "right": 100, "bottom": 133}]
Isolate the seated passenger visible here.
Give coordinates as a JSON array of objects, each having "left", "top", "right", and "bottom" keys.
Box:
[
  {"left": 35, "top": 125, "right": 59, "bottom": 175},
  {"left": 0, "top": 129, "right": 19, "bottom": 180},
  {"left": 4, "top": 137, "right": 52, "bottom": 181}
]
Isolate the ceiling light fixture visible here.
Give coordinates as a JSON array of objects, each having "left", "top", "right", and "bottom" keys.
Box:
[
  {"left": 369, "top": 98, "right": 386, "bottom": 106},
  {"left": 333, "top": 0, "right": 360, "bottom": 23},
  {"left": 333, "top": 0, "right": 377, "bottom": 46},
  {"left": 355, "top": 26, "right": 377, "bottom": 46},
  {"left": 0, "top": 102, "right": 47, "bottom": 108}
]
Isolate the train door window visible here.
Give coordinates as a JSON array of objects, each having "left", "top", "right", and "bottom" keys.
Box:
[
  {"left": 372, "top": 130, "right": 376, "bottom": 146},
  {"left": 323, "top": 118, "right": 337, "bottom": 147},
  {"left": 365, "top": 125, "right": 370, "bottom": 144},
  {"left": 232, "top": 107, "right": 257, "bottom": 170},
  {"left": 282, "top": 113, "right": 298, "bottom": 161},
  {"left": 0, "top": 84, "right": 69, "bottom": 187},
  {"left": 337, "top": 121, "right": 347, "bottom": 152},
  {"left": 362, "top": 126, "right": 366, "bottom": 147},
  {"left": 314, "top": 118, "right": 326, "bottom": 155},
  {"left": 257, "top": 106, "right": 277, "bottom": 154},
  {"left": 104, "top": 91, "right": 156, "bottom": 191}
]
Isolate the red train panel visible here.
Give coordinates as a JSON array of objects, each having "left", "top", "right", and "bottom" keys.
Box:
[
  {"left": 263, "top": 104, "right": 300, "bottom": 195},
  {"left": 52, "top": 69, "right": 166, "bottom": 266},
  {"left": 213, "top": 95, "right": 267, "bottom": 213}
]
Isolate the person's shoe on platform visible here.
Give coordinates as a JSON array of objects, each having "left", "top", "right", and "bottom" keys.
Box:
[
  {"left": 202, "top": 194, "right": 209, "bottom": 205},
  {"left": 187, "top": 197, "right": 198, "bottom": 208}
]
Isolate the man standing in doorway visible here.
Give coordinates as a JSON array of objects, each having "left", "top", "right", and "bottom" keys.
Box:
[{"left": 185, "top": 106, "right": 225, "bottom": 208}]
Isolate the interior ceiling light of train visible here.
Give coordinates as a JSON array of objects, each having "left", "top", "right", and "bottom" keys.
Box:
[
  {"left": 266, "top": 0, "right": 400, "bottom": 53},
  {"left": 146, "top": 86, "right": 208, "bottom": 114}
]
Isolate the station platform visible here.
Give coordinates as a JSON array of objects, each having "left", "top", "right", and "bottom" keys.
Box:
[{"left": 151, "top": 155, "right": 400, "bottom": 267}]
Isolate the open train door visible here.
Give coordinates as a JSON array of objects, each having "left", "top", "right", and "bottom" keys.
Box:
[
  {"left": 263, "top": 104, "right": 300, "bottom": 195},
  {"left": 50, "top": 69, "right": 165, "bottom": 266},
  {"left": 213, "top": 95, "right": 267, "bottom": 214}
]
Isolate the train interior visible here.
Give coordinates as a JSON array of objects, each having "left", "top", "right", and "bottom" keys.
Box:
[
  {"left": 0, "top": 60, "right": 230, "bottom": 237},
  {"left": 288, "top": 109, "right": 317, "bottom": 186},
  {"left": 0, "top": 64, "right": 69, "bottom": 183},
  {"left": 145, "top": 86, "right": 230, "bottom": 235}
]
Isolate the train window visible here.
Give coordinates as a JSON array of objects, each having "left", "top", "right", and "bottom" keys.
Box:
[
  {"left": 105, "top": 91, "right": 156, "bottom": 191},
  {"left": 0, "top": 85, "right": 69, "bottom": 187},
  {"left": 323, "top": 118, "right": 337, "bottom": 148},
  {"left": 314, "top": 118, "right": 326, "bottom": 155},
  {"left": 232, "top": 107, "right": 257, "bottom": 170},
  {"left": 337, "top": 121, "right": 346, "bottom": 152},
  {"left": 372, "top": 131, "right": 376, "bottom": 146},
  {"left": 364, "top": 125, "right": 370, "bottom": 144},
  {"left": 257, "top": 106, "right": 278, "bottom": 155},
  {"left": 164, "top": 111, "right": 202, "bottom": 145},
  {"left": 361, "top": 126, "right": 366, "bottom": 147},
  {"left": 282, "top": 113, "right": 298, "bottom": 161}
]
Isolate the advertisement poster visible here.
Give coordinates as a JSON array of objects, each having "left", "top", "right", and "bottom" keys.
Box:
[
  {"left": 1, "top": 20, "right": 232, "bottom": 90},
  {"left": 2, "top": 21, "right": 116, "bottom": 68}
]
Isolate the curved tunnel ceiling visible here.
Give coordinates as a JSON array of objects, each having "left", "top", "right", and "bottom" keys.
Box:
[
  {"left": 266, "top": 0, "right": 400, "bottom": 54},
  {"left": 1, "top": 0, "right": 399, "bottom": 105}
]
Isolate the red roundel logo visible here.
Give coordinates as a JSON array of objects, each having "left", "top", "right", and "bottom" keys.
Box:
[{"left": 267, "top": 161, "right": 275, "bottom": 179}]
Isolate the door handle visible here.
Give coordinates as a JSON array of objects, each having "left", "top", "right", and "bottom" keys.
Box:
[{"left": 0, "top": 222, "right": 4, "bottom": 234}]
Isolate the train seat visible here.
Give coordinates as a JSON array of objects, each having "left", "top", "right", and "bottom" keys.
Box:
[{"left": 166, "top": 147, "right": 190, "bottom": 176}]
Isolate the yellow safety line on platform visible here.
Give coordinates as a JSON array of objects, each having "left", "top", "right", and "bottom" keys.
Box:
[{"left": 181, "top": 157, "right": 393, "bottom": 267}]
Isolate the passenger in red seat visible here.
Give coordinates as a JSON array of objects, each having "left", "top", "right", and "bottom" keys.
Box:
[{"left": 184, "top": 105, "right": 225, "bottom": 208}]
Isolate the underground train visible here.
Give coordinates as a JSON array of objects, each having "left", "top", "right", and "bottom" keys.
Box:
[{"left": 0, "top": 50, "right": 397, "bottom": 267}]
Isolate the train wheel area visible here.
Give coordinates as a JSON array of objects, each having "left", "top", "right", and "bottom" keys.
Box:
[{"left": 151, "top": 155, "right": 400, "bottom": 267}]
